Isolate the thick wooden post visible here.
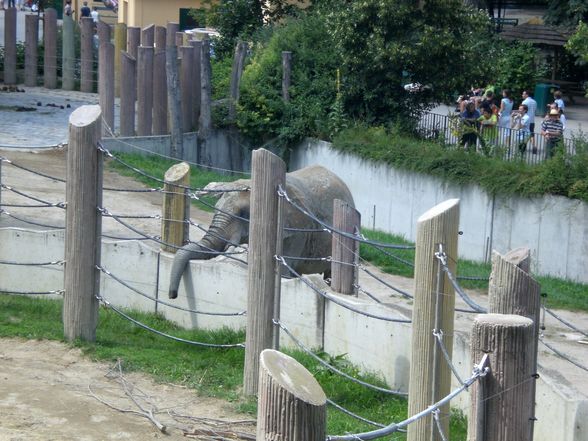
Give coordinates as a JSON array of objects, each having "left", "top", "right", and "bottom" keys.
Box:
[
  {"left": 97, "top": 21, "right": 111, "bottom": 44},
  {"left": 228, "top": 41, "right": 247, "bottom": 122},
  {"left": 488, "top": 247, "right": 540, "bottom": 440},
  {"left": 114, "top": 23, "right": 127, "bottom": 97},
  {"left": 331, "top": 199, "right": 361, "bottom": 295},
  {"left": 180, "top": 45, "right": 195, "bottom": 132},
  {"left": 408, "top": 199, "right": 460, "bottom": 441},
  {"left": 175, "top": 31, "right": 184, "bottom": 48},
  {"left": 119, "top": 52, "right": 137, "bottom": 137},
  {"left": 153, "top": 50, "right": 168, "bottom": 135},
  {"left": 25, "top": 14, "right": 39, "bottom": 87},
  {"left": 190, "top": 40, "right": 202, "bottom": 130},
  {"left": 282, "top": 51, "right": 292, "bottom": 102},
  {"left": 243, "top": 149, "right": 286, "bottom": 396},
  {"left": 141, "top": 24, "right": 155, "bottom": 47},
  {"left": 155, "top": 25, "right": 166, "bottom": 51},
  {"left": 3, "top": 8, "right": 17, "bottom": 85},
  {"left": 468, "top": 314, "right": 535, "bottom": 441},
  {"left": 161, "top": 162, "right": 190, "bottom": 253},
  {"left": 126, "top": 26, "right": 140, "bottom": 59},
  {"left": 99, "top": 42, "right": 115, "bottom": 136},
  {"left": 166, "top": 24, "right": 183, "bottom": 158},
  {"left": 63, "top": 105, "right": 103, "bottom": 342},
  {"left": 257, "top": 350, "right": 326, "bottom": 441},
  {"left": 43, "top": 8, "right": 58, "bottom": 89},
  {"left": 137, "top": 46, "right": 154, "bottom": 136},
  {"left": 80, "top": 17, "right": 94, "bottom": 93},
  {"left": 62, "top": 15, "right": 76, "bottom": 90},
  {"left": 199, "top": 39, "right": 213, "bottom": 139}
]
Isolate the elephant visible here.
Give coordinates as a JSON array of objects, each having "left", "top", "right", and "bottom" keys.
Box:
[{"left": 168, "top": 165, "right": 355, "bottom": 299}]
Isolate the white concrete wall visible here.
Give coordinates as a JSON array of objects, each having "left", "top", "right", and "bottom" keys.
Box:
[
  {"left": 0, "top": 227, "right": 586, "bottom": 441},
  {"left": 290, "top": 139, "right": 588, "bottom": 283}
]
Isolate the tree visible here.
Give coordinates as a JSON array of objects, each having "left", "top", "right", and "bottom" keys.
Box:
[
  {"left": 566, "top": 21, "right": 588, "bottom": 63},
  {"left": 545, "top": 0, "right": 588, "bottom": 27}
]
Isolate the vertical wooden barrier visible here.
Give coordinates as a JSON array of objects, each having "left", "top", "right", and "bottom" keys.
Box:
[
  {"left": 161, "top": 162, "right": 190, "bottom": 253},
  {"left": 155, "top": 25, "right": 166, "bottom": 51},
  {"left": 141, "top": 24, "right": 155, "bottom": 47},
  {"left": 282, "top": 51, "right": 292, "bottom": 102},
  {"left": 199, "top": 39, "right": 213, "bottom": 139},
  {"left": 468, "top": 314, "right": 535, "bottom": 441},
  {"left": 331, "top": 199, "right": 361, "bottom": 295},
  {"left": 114, "top": 23, "right": 127, "bottom": 97},
  {"left": 407, "top": 199, "right": 459, "bottom": 441},
  {"left": 3, "top": 8, "right": 17, "bottom": 85},
  {"left": 137, "top": 46, "right": 154, "bottom": 136},
  {"left": 153, "top": 50, "right": 168, "bottom": 135},
  {"left": 80, "top": 17, "right": 94, "bottom": 93},
  {"left": 488, "top": 247, "right": 540, "bottom": 440},
  {"left": 98, "top": 21, "right": 111, "bottom": 44},
  {"left": 99, "top": 42, "right": 115, "bottom": 136},
  {"left": 24, "top": 14, "right": 39, "bottom": 87},
  {"left": 126, "top": 26, "right": 140, "bottom": 59},
  {"left": 166, "top": 23, "right": 182, "bottom": 158},
  {"left": 62, "top": 15, "right": 76, "bottom": 90},
  {"left": 243, "top": 149, "right": 286, "bottom": 396},
  {"left": 190, "top": 40, "right": 202, "bottom": 130},
  {"left": 175, "top": 31, "right": 184, "bottom": 48},
  {"left": 228, "top": 41, "right": 247, "bottom": 122},
  {"left": 257, "top": 350, "right": 326, "bottom": 441},
  {"left": 63, "top": 105, "right": 103, "bottom": 342},
  {"left": 180, "top": 46, "right": 195, "bottom": 132},
  {"left": 43, "top": 8, "right": 58, "bottom": 89},
  {"left": 119, "top": 52, "right": 136, "bottom": 137}
]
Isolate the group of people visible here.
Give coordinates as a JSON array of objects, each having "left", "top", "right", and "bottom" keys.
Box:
[
  {"left": 64, "top": 1, "right": 99, "bottom": 24},
  {"left": 457, "top": 87, "right": 565, "bottom": 158}
]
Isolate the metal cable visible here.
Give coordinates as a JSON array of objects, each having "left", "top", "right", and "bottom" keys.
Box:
[
  {"left": 1, "top": 289, "right": 64, "bottom": 295},
  {"left": 97, "top": 265, "right": 246, "bottom": 317},
  {"left": 369, "top": 244, "right": 415, "bottom": 268},
  {"left": 0, "top": 157, "right": 66, "bottom": 183},
  {"left": 432, "top": 409, "right": 449, "bottom": 441},
  {"left": 275, "top": 319, "right": 407, "bottom": 396},
  {"left": 0, "top": 259, "right": 64, "bottom": 266},
  {"left": 436, "top": 252, "right": 487, "bottom": 313},
  {"left": 360, "top": 267, "right": 414, "bottom": 300},
  {"left": 0, "top": 209, "right": 64, "bottom": 229},
  {"left": 327, "top": 399, "right": 386, "bottom": 429},
  {"left": 1, "top": 184, "right": 66, "bottom": 208},
  {"left": 543, "top": 307, "right": 588, "bottom": 338},
  {"left": 433, "top": 330, "right": 464, "bottom": 385},
  {"left": 539, "top": 337, "right": 588, "bottom": 373},
  {"left": 97, "top": 295, "right": 245, "bottom": 348}
]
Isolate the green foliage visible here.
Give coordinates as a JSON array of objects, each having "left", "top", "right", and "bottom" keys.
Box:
[
  {"left": 494, "top": 41, "right": 549, "bottom": 93},
  {"left": 545, "top": 0, "right": 588, "bottom": 26},
  {"left": 0, "top": 42, "right": 26, "bottom": 71},
  {"left": 566, "top": 21, "right": 588, "bottom": 66}
]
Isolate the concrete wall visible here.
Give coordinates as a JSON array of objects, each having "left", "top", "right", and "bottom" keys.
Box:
[
  {"left": 0, "top": 227, "right": 585, "bottom": 441},
  {"left": 290, "top": 139, "right": 588, "bottom": 284}
]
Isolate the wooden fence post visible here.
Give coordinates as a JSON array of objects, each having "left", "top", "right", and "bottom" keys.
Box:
[
  {"left": 43, "top": 8, "right": 58, "bottom": 89},
  {"left": 282, "top": 51, "right": 292, "bottom": 102},
  {"left": 155, "top": 25, "right": 166, "bottom": 51},
  {"left": 488, "top": 247, "right": 540, "bottom": 440},
  {"left": 468, "top": 314, "right": 535, "bottom": 441},
  {"left": 257, "top": 349, "right": 326, "bottom": 441},
  {"left": 63, "top": 105, "right": 103, "bottom": 342},
  {"left": 97, "top": 20, "right": 111, "bottom": 44},
  {"left": 243, "top": 149, "right": 286, "bottom": 396},
  {"left": 119, "top": 52, "right": 136, "bottom": 137},
  {"left": 161, "top": 162, "right": 190, "bottom": 253},
  {"left": 407, "top": 199, "right": 460, "bottom": 441},
  {"left": 166, "top": 23, "right": 183, "bottom": 158},
  {"left": 199, "top": 38, "right": 213, "bottom": 139},
  {"left": 180, "top": 45, "right": 195, "bottom": 133},
  {"left": 228, "top": 41, "right": 247, "bottom": 123},
  {"left": 114, "top": 23, "right": 127, "bottom": 97},
  {"left": 126, "top": 26, "right": 140, "bottom": 59},
  {"left": 153, "top": 49, "right": 168, "bottom": 135},
  {"left": 99, "top": 42, "right": 115, "bottom": 136},
  {"left": 24, "top": 14, "right": 39, "bottom": 87},
  {"left": 137, "top": 46, "right": 154, "bottom": 136},
  {"left": 3, "top": 8, "right": 17, "bottom": 85},
  {"left": 331, "top": 199, "right": 360, "bottom": 295},
  {"left": 80, "top": 17, "right": 94, "bottom": 93},
  {"left": 141, "top": 24, "right": 155, "bottom": 47},
  {"left": 190, "top": 40, "right": 202, "bottom": 130},
  {"left": 62, "top": 15, "right": 76, "bottom": 90}
]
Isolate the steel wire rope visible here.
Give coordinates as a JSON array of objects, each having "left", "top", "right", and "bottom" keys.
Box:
[
  {"left": 0, "top": 156, "right": 66, "bottom": 183},
  {"left": 539, "top": 337, "right": 588, "bottom": 373},
  {"left": 1, "top": 184, "right": 66, "bottom": 208},
  {"left": 0, "top": 209, "right": 64, "bottom": 229},
  {"left": 96, "top": 295, "right": 245, "bottom": 348},
  {"left": 432, "top": 409, "right": 449, "bottom": 441},
  {"left": 326, "top": 398, "right": 387, "bottom": 429},
  {"left": 276, "top": 257, "right": 411, "bottom": 324},
  {"left": 1, "top": 289, "right": 64, "bottom": 295},
  {"left": 97, "top": 265, "right": 246, "bottom": 317},
  {"left": 543, "top": 306, "right": 588, "bottom": 338},
  {"left": 444, "top": 252, "right": 490, "bottom": 282},
  {"left": 274, "top": 319, "right": 408, "bottom": 396},
  {"left": 0, "top": 259, "right": 64, "bottom": 266},
  {"left": 433, "top": 330, "right": 464, "bottom": 385},
  {"left": 325, "top": 354, "right": 490, "bottom": 441}
]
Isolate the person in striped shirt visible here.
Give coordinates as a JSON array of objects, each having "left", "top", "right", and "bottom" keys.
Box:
[{"left": 541, "top": 108, "right": 564, "bottom": 158}]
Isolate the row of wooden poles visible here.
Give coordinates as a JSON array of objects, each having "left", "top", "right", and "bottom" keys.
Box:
[{"left": 65, "top": 105, "right": 540, "bottom": 441}]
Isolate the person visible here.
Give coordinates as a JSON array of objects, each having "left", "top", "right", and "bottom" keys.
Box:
[
  {"left": 7, "top": 0, "right": 15, "bottom": 8},
  {"left": 548, "top": 103, "right": 566, "bottom": 131},
  {"left": 477, "top": 107, "right": 498, "bottom": 155},
  {"left": 91, "top": 6, "right": 99, "bottom": 23},
  {"left": 521, "top": 90, "right": 537, "bottom": 153},
  {"left": 64, "top": 0, "right": 73, "bottom": 16},
  {"left": 512, "top": 104, "right": 531, "bottom": 154},
  {"left": 541, "top": 108, "right": 564, "bottom": 158},
  {"left": 80, "top": 0, "right": 91, "bottom": 19},
  {"left": 498, "top": 89, "right": 514, "bottom": 142},
  {"left": 553, "top": 90, "right": 565, "bottom": 111},
  {"left": 480, "top": 90, "right": 497, "bottom": 114},
  {"left": 460, "top": 100, "right": 480, "bottom": 150}
]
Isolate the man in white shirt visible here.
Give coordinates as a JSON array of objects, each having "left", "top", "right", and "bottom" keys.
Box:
[
  {"left": 521, "top": 90, "right": 537, "bottom": 153},
  {"left": 91, "top": 7, "right": 99, "bottom": 23}
]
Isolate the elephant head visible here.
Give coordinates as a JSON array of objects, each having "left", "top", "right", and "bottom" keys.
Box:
[{"left": 168, "top": 181, "right": 251, "bottom": 299}]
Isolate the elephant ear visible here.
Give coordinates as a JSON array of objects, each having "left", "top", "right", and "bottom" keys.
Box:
[{"left": 195, "top": 179, "right": 251, "bottom": 198}]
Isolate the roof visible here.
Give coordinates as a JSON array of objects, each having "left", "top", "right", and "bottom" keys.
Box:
[{"left": 499, "top": 23, "right": 573, "bottom": 47}]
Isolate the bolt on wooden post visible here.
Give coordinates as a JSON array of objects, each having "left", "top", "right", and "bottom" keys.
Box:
[
  {"left": 63, "top": 105, "right": 103, "bottom": 342},
  {"left": 408, "top": 198, "right": 459, "bottom": 441}
]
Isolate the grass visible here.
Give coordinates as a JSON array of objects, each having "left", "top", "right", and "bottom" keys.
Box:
[{"left": 0, "top": 294, "right": 469, "bottom": 438}]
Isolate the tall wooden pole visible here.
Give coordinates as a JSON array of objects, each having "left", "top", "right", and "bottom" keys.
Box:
[
  {"left": 80, "top": 17, "right": 94, "bottom": 93},
  {"left": 282, "top": 51, "right": 292, "bottom": 102},
  {"left": 228, "top": 41, "right": 247, "bottom": 123},
  {"left": 63, "top": 105, "right": 103, "bottom": 342},
  {"left": 24, "top": 14, "right": 39, "bottom": 87},
  {"left": 331, "top": 199, "right": 361, "bottom": 295},
  {"left": 97, "top": 20, "right": 111, "bottom": 44},
  {"left": 114, "top": 23, "right": 127, "bottom": 97},
  {"left": 3, "top": 8, "right": 17, "bottom": 85},
  {"left": 119, "top": 52, "right": 136, "bottom": 137},
  {"left": 155, "top": 25, "right": 166, "bottom": 51},
  {"left": 43, "top": 8, "right": 58, "bottom": 89},
  {"left": 99, "top": 42, "right": 115, "bottom": 136},
  {"left": 166, "top": 22, "right": 183, "bottom": 158},
  {"left": 161, "top": 162, "right": 190, "bottom": 253},
  {"left": 198, "top": 38, "right": 213, "bottom": 139},
  {"left": 62, "top": 15, "right": 76, "bottom": 90},
  {"left": 141, "top": 23, "right": 155, "bottom": 47},
  {"left": 137, "top": 46, "right": 154, "bottom": 136},
  {"left": 243, "top": 149, "right": 286, "bottom": 396},
  {"left": 257, "top": 350, "right": 326, "bottom": 441},
  {"left": 153, "top": 50, "right": 168, "bottom": 135},
  {"left": 407, "top": 199, "right": 459, "bottom": 441},
  {"left": 468, "top": 314, "right": 535, "bottom": 441},
  {"left": 190, "top": 40, "right": 202, "bottom": 130},
  {"left": 126, "top": 26, "right": 140, "bottom": 59},
  {"left": 180, "top": 45, "right": 195, "bottom": 133}
]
